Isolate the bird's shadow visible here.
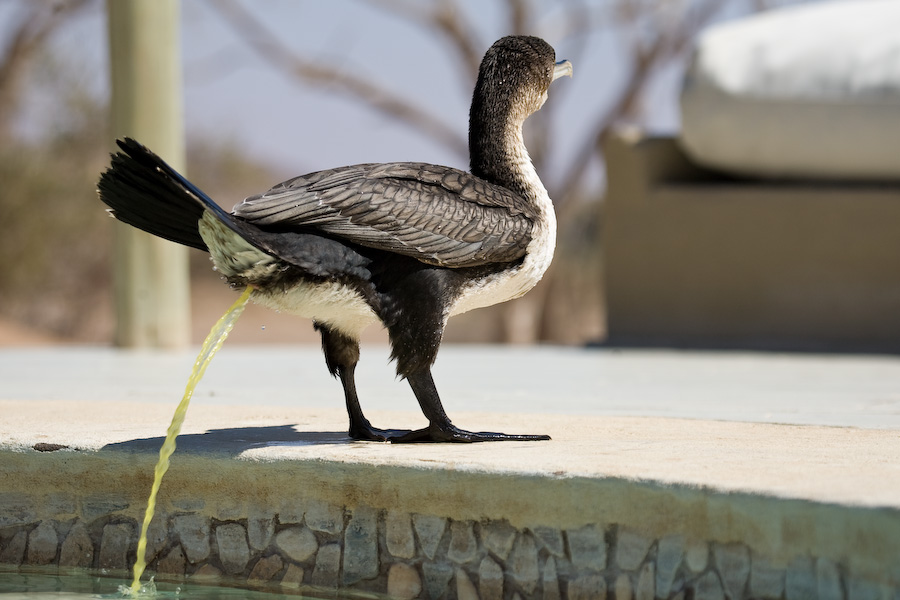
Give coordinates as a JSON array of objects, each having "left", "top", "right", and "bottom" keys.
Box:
[{"left": 101, "top": 425, "right": 352, "bottom": 457}]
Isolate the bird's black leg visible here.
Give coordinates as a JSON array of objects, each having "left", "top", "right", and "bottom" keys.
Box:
[
  {"left": 315, "top": 323, "right": 411, "bottom": 441},
  {"left": 374, "top": 266, "right": 550, "bottom": 443},
  {"left": 392, "top": 368, "right": 551, "bottom": 443}
]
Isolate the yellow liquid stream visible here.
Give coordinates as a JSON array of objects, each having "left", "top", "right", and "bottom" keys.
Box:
[{"left": 128, "top": 286, "right": 253, "bottom": 595}]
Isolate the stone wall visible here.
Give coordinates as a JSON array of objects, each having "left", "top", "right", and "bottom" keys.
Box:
[
  {"left": 1, "top": 491, "right": 895, "bottom": 600},
  {"left": 3, "top": 441, "right": 899, "bottom": 600}
]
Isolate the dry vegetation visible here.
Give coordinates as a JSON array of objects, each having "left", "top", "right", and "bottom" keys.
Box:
[{"left": 0, "top": 0, "right": 794, "bottom": 346}]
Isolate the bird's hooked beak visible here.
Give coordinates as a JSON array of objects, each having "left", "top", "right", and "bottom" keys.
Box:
[{"left": 553, "top": 59, "right": 573, "bottom": 81}]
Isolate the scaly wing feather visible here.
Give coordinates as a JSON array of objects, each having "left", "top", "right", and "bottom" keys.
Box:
[{"left": 233, "top": 163, "right": 535, "bottom": 268}]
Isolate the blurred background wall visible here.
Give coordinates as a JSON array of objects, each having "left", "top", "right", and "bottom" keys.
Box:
[{"left": 0, "top": 0, "right": 813, "bottom": 346}]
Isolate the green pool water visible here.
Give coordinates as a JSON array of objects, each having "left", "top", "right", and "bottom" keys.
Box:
[{"left": 0, "top": 570, "right": 382, "bottom": 600}]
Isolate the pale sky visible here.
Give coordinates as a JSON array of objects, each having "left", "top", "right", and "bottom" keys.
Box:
[{"left": 8, "top": 0, "right": 809, "bottom": 187}]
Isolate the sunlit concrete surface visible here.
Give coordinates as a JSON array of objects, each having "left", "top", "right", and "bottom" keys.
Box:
[
  {"left": 2, "top": 345, "right": 899, "bottom": 597},
  {"left": 2, "top": 345, "right": 899, "bottom": 428},
  {"left": 2, "top": 344, "right": 900, "bottom": 507}
]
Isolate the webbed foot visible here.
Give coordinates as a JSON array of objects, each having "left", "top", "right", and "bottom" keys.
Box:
[
  {"left": 389, "top": 424, "right": 550, "bottom": 444},
  {"left": 349, "top": 422, "right": 414, "bottom": 442}
]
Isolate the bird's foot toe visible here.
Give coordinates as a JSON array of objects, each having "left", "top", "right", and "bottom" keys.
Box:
[
  {"left": 390, "top": 424, "right": 550, "bottom": 444},
  {"left": 349, "top": 424, "right": 413, "bottom": 442}
]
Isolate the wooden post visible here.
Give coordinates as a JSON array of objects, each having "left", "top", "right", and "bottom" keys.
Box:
[{"left": 107, "top": 0, "right": 190, "bottom": 349}]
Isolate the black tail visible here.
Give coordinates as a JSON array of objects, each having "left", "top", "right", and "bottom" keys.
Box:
[
  {"left": 97, "top": 138, "right": 235, "bottom": 251},
  {"left": 97, "top": 138, "right": 374, "bottom": 281}
]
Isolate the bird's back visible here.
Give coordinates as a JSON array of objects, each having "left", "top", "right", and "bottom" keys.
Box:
[{"left": 233, "top": 162, "right": 536, "bottom": 269}]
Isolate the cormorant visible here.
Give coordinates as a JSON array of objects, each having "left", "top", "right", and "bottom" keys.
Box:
[{"left": 98, "top": 35, "right": 572, "bottom": 443}]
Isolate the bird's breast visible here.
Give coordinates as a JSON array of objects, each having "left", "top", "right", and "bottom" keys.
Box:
[
  {"left": 449, "top": 207, "right": 557, "bottom": 317},
  {"left": 252, "top": 280, "right": 379, "bottom": 338}
]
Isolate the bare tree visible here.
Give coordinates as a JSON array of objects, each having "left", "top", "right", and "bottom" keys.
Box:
[
  {"left": 0, "top": 0, "right": 95, "bottom": 140},
  {"left": 206, "top": 0, "right": 785, "bottom": 200},
  {"left": 200, "top": 0, "right": 787, "bottom": 343}
]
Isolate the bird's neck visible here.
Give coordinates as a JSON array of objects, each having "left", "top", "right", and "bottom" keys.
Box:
[{"left": 469, "top": 111, "right": 546, "bottom": 204}]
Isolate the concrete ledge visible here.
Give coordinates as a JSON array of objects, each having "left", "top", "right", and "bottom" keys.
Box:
[{"left": 2, "top": 399, "right": 899, "bottom": 599}]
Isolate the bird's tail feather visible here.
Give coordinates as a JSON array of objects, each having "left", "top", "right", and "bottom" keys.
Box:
[
  {"left": 98, "top": 138, "right": 374, "bottom": 282},
  {"left": 97, "top": 138, "right": 233, "bottom": 251}
]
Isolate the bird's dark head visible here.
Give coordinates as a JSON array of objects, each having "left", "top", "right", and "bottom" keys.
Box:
[
  {"left": 471, "top": 36, "right": 572, "bottom": 126},
  {"left": 468, "top": 35, "right": 572, "bottom": 194}
]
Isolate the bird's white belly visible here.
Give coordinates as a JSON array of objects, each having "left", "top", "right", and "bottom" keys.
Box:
[
  {"left": 253, "top": 281, "right": 379, "bottom": 337},
  {"left": 450, "top": 155, "right": 558, "bottom": 318},
  {"left": 199, "top": 211, "right": 378, "bottom": 337},
  {"left": 449, "top": 212, "right": 556, "bottom": 317},
  {"left": 447, "top": 189, "right": 556, "bottom": 317}
]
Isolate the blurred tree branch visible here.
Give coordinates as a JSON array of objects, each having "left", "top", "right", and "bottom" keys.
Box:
[
  {"left": 211, "top": 0, "right": 469, "bottom": 158},
  {"left": 202, "top": 0, "right": 784, "bottom": 344},
  {"left": 362, "top": 0, "right": 484, "bottom": 79},
  {"left": 203, "top": 0, "right": 768, "bottom": 209},
  {"left": 555, "top": 0, "right": 734, "bottom": 202},
  {"left": 0, "top": 0, "right": 800, "bottom": 344},
  {"left": 0, "top": 0, "right": 94, "bottom": 140}
]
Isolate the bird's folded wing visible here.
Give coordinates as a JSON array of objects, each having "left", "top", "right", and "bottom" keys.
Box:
[{"left": 232, "top": 163, "right": 535, "bottom": 268}]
